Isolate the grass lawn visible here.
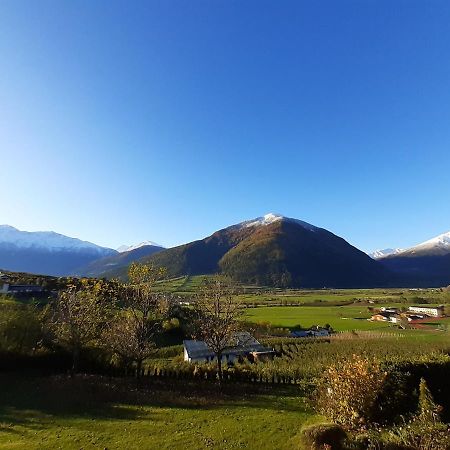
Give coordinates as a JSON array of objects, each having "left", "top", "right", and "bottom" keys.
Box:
[
  {"left": 0, "top": 374, "right": 316, "bottom": 450},
  {"left": 243, "top": 305, "right": 396, "bottom": 331}
]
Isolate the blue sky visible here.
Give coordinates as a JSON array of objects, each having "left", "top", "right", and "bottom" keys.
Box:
[{"left": 1, "top": 1, "right": 450, "bottom": 252}]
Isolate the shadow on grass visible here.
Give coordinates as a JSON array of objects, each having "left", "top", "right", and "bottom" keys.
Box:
[{"left": 0, "top": 373, "right": 310, "bottom": 431}]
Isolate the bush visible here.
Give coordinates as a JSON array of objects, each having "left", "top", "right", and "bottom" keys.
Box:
[
  {"left": 315, "top": 355, "right": 386, "bottom": 430},
  {"left": 386, "top": 421, "right": 450, "bottom": 450},
  {"left": 301, "top": 423, "right": 347, "bottom": 450}
]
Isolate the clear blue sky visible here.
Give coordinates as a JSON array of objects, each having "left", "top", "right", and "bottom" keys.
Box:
[{"left": 1, "top": 1, "right": 450, "bottom": 252}]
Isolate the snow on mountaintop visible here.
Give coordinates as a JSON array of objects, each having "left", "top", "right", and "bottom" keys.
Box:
[
  {"left": 241, "top": 213, "right": 317, "bottom": 232},
  {"left": 116, "top": 241, "right": 164, "bottom": 253},
  {"left": 369, "top": 248, "right": 403, "bottom": 259},
  {"left": 377, "top": 231, "right": 450, "bottom": 258},
  {"left": 405, "top": 231, "right": 450, "bottom": 254},
  {"left": 0, "top": 225, "right": 113, "bottom": 253}
]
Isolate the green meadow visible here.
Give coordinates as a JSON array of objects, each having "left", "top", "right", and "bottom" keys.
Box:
[{"left": 243, "top": 305, "right": 392, "bottom": 331}]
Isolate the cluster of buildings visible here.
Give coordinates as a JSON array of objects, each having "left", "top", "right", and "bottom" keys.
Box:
[{"left": 370, "top": 305, "right": 445, "bottom": 324}]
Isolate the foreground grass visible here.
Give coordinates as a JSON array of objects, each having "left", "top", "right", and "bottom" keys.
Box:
[{"left": 0, "top": 374, "right": 316, "bottom": 450}]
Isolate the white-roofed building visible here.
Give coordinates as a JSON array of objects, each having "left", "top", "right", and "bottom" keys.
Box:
[{"left": 183, "top": 332, "right": 275, "bottom": 364}]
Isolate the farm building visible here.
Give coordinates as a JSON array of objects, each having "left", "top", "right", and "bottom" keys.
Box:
[
  {"left": 290, "top": 328, "right": 330, "bottom": 338},
  {"left": 183, "top": 332, "right": 275, "bottom": 363},
  {"left": 380, "top": 307, "right": 399, "bottom": 314},
  {"left": 408, "top": 306, "right": 444, "bottom": 317},
  {"left": 370, "top": 312, "right": 399, "bottom": 323},
  {"left": 0, "top": 283, "right": 44, "bottom": 295}
]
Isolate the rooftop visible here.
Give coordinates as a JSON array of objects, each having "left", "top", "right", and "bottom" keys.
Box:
[{"left": 184, "top": 332, "right": 271, "bottom": 360}]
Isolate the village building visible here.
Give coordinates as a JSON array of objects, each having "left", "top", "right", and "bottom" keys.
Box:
[
  {"left": 290, "top": 327, "right": 330, "bottom": 338},
  {"left": 183, "top": 332, "right": 275, "bottom": 364},
  {"left": 0, "top": 283, "right": 44, "bottom": 295},
  {"left": 408, "top": 305, "right": 445, "bottom": 317},
  {"left": 380, "top": 307, "right": 399, "bottom": 314},
  {"left": 370, "top": 311, "right": 400, "bottom": 323}
]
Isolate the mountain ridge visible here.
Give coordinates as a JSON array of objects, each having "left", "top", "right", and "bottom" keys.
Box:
[{"left": 133, "top": 213, "right": 391, "bottom": 288}]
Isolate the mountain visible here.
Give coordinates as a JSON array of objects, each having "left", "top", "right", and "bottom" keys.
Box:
[
  {"left": 369, "top": 248, "right": 403, "bottom": 259},
  {"left": 0, "top": 225, "right": 116, "bottom": 276},
  {"left": 116, "top": 241, "right": 163, "bottom": 253},
  {"left": 135, "top": 213, "right": 391, "bottom": 288},
  {"left": 379, "top": 231, "right": 450, "bottom": 286},
  {"left": 75, "top": 244, "right": 165, "bottom": 278}
]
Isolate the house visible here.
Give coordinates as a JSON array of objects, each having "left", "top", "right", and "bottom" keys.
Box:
[
  {"left": 370, "top": 312, "right": 399, "bottom": 323},
  {"left": 0, "top": 283, "right": 44, "bottom": 295},
  {"left": 290, "top": 327, "right": 330, "bottom": 338},
  {"left": 380, "top": 307, "right": 399, "bottom": 314},
  {"left": 370, "top": 312, "right": 391, "bottom": 322},
  {"left": 406, "top": 314, "right": 425, "bottom": 322},
  {"left": 183, "top": 332, "right": 275, "bottom": 364},
  {"left": 408, "top": 306, "right": 445, "bottom": 317}
]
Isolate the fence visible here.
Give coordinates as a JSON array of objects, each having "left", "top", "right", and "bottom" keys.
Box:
[{"left": 110, "top": 365, "right": 307, "bottom": 386}]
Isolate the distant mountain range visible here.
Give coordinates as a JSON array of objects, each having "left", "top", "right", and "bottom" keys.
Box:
[
  {"left": 75, "top": 244, "right": 165, "bottom": 278},
  {"left": 376, "top": 231, "right": 450, "bottom": 287},
  {"left": 0, "top": 225, "right": 162, "bottom": 278},
  {"left": 1, "top": 218, "right": 450, "bottom": 287},
  {"left": 116, "top": 241, "right": 163, "bottom": 253},
  {"left": 369, "top": 248, "right": 403, "bottom": 259},
  {"left": 0, "top": 225, "right": 115, "bottom": 276}
]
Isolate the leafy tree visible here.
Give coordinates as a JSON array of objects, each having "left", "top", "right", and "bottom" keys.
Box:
[
  {"left": 105, "top": 263, "right": 172, "bottom": 376},
  {"left": 46, "top": 280, "right": 114, "bottom": 375},
  {"left": 192, "top": 276, "right": 242, "bottom": 382}
]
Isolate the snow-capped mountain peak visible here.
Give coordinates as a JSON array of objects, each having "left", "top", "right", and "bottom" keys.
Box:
[
  {"left": 405, "top": 231, "right": 450, "bottom": 255},
  {"left": 0, "top": 225, "right": 113, "bottom": 254},
  {"left": 369, "top": 248, "right": 403, "bottom": 259},
  {"left": 241, "top": 213, "right": 317, "bottom": 232},
  {"left": 116, "top": 241, "right": 163, "bottom": 253},
  {"left": 377, "top": 231, "right": 450, "bottom": 259}
]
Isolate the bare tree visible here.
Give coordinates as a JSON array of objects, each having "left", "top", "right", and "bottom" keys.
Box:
[
  {"left": 47, "top": 280, "right": 114, "bottom": 375},
  {"left": 105, "top": 263, "right": 172, "bottom": 376},
  {"left": 192, "top": 276, "right": 242, "bottom": 381}
]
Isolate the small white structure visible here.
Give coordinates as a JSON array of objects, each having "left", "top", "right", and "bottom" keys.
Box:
[
  {"left": 380, "top": 307, "right": 399, "bottom": 314},
  {"left": 183, "top": 332, "right": 274, "bottom": 364},
  {"left": 408, "top": 306, "right": 444, "bottom": 317},
  {"left": 291, "top": 328, "right": 330, "bottom": 338}
]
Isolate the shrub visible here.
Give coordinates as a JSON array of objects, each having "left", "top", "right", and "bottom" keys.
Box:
[
  {"left": 386, "top": 421, "right": 450, "bottom": 450},
  {"left": 301, "top": 423, "right": 347, "bottom": 450},
  {"left": 417, "top": 377, "right": 442, "bottom": 423},
  {"left": 315, "top": 354, "right": 386, "bottom": 430}
]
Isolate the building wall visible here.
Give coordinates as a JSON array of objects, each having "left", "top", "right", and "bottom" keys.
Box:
[{"left": 408, "top": 306, "right": 444, "bottom": 317}]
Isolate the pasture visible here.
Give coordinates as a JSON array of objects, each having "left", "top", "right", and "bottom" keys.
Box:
[{"left": 244, "top": 305, "right": 390, "bottom": 331}]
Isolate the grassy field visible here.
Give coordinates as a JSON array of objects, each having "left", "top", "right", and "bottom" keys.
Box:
[
  {"left": 157, "top": 276, "right": 450, "bottom": 305},
  {"left": 243, "top": 305, "right": 393, "bottom": 331},
  {"left": 0, "top": 375, "right": 316, "bottom": 450}
]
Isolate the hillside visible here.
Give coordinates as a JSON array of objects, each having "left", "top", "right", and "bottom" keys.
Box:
[
  {"left": 74, "top": 244, "right": 165, "bottom": 278},
  {"left": 137, "top": 214, "right": 391, "bottom": 288}
]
